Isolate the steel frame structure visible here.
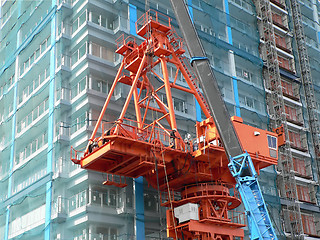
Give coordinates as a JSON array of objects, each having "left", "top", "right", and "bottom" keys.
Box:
[
  {"left": 71, "top": 10, "right": 279, "bottom": 239},
  {"left": 253, "top": 0, "right": 304, "bottom": 237}
]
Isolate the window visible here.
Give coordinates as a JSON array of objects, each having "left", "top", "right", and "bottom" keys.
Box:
[
  {"left": 72, "top": 42, "right": 88, "bottom": 65},
  {"left": 15, "top": 131, "right": 48, "bottom": 165},
  {"left": 293, "top": 157, "right": 308, "bottom": 177},
  {"left": 242, "top": 70, "right": 249, "bottom": 79},
  {"left": 285, "top": 105, "right": 298, "bottom": 122},
  {"left": 109, "top": 189, "right": 116, "bottom": 206},
  {"left": 91, "top": 43, "right": 100, "bottom": 57},
  {"left": 281, "top": 80, "right": 293, "bottom": 96},
  {"left": 239, "top": 94, "right": 256, "bottom": 109},
  {"left": 70, "top": 190, "right": 87, "bottom": 212},
  {"left": 267, "top": 135, "right": 277, "bottom": 150},
  {"left": 71, "top": 112, "right": 87, "bottom": 134},
  {"left": 91, "top": 12, "right": 99, "bottom": 25},
  {"left": 278, "top": 56, "right": 291, "bottom": 71},
  {"left": 297, "top": 185, "right": 311, "bottom": 202},
  {"left": 88, "top": 11, "right": 115, "bottom": 30},
  {"left": 288, "top": 131, "right": 302, "bottom": 149},
  {"left": 101, "top": 47, "right": 114, "bottom": 62},
  {"left": 71, "top": 76, "right": 87, "bottom": 99},
  {"left": 92, "top": 77, "right": 111, "bottom": 93},
  {"left": 144, "top": 193, "right": 158, "bottom": 211},
  {"left": 173, "top": 97, "right": 187, "bottom": 113},
  {"left": 72, "top": 10, "right": 87, "bottom": 33},
  {"left": 18, "top": 98, "right": 49, "bottom": 133},
  {"left": 301, "top": 214, "right": 317, "bottom": 236},
  {"left": 20, "top": 36, "right": 50, "bottom": 75},
  {"left": 272, "top": 13, "right": 283, "bottom": 26},
  {"left": 275, "top": 34, "right": 287, "bottom": 49}
]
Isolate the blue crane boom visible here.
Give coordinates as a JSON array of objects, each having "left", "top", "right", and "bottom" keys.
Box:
[{"left": 169, "top": 1, "right": 278, "bottom": 239}]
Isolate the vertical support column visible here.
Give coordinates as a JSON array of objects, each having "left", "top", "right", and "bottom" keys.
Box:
[
  {"left": 129, "top": 4, "right": 145, "bottom": 239},
  {"left": 45, "top": 1, "right": 57, "bottom": 239},
  {"left": 4, "top": 44, "right": 19, "bottom": 240},
  {"left": 224, "top": 0, "right": 241, "bottom": 117},
  {"left": 129, "top": 4, "right": 137, "bottom": 36},
  {"left": 4, "top": 2, "right": 21, "bottom": 238},
  {"left": 134, "top": 177, "right": 145, "bottom": 240},
  {"left": 187, "top": 0, "right": 202, "bottom": 122},
  {"left": 229, "top": 51, "right": 241, "bottom": 117},
  {"left": 312, "top": 0, "right": 320, "bottom": 43}
]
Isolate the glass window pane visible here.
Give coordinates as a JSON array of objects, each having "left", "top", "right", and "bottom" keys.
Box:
[
  {"left": 79, "top": 11, "right": 86, "bottom": 26},
  {"left": 109, "top": 189, "right": 116, "bottom": 206},
  {"left": 92, "top": 12, "right": 99, "bottom": 25},
  {"left": 91, "top": 78, "right": 99, "bottom": 91},
  {"left": 100, "top": 16, "right": 106, "bottom": 28},
  {"left": 79, "top": 77, "right": 86, "bottom": 92},
  {"left": 72, "top": 51, "right": 78, "bottom": 65},
  {"left": 79, "top": 43, "right": 86, "bottom": 58},
  {"left": 72, "top": 18, "right": 78, "bottom": 33},
  {"left": 91, "top": 43, "right": 100, "bottom": 57}
]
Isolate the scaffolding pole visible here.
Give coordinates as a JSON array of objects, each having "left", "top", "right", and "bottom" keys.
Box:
[
  {"left": 254, "top": 0, "right": 304, "bottom": 238},
  {"left": 289, "top": 0, "right": 320, "bottom": 160}
]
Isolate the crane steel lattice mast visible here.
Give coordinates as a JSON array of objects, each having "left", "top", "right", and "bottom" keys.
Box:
[{"left": 71, "top": 9, "right": 279, "bottom": 240}]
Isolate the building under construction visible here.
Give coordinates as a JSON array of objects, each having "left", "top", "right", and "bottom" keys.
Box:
[{"left": 0, "top": 0, "right": 319, "bottom": 239}]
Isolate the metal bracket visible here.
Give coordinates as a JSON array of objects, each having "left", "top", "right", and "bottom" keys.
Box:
[{"left": 190, "top": 56, "right": 208, "bottom": 66}]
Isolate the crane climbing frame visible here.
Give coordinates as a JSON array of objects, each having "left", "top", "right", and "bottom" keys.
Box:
[{"left": 71, "top": 10, "right": 280, "bottom": 240}]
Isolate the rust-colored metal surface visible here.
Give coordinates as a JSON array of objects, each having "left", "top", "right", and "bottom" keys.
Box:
[{"left": 71, "top": 10, "right": 278, "bottom": 240}]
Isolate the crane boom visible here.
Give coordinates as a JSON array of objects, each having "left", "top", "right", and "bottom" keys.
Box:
[
  {"left": 169, "top": 1, "right": 278, "bottom": 239},
  {"left": 170, "top": 0, "right": 243, "bottom": 159},
  {"left": 71, "top": 6, "right": 281, "bottom": 240}
]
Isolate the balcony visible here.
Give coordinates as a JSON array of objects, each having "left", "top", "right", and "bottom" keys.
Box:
[
  {"left": 56, "top": 54, "right": 71, "bottom": 78},
  {"left": 52, "top": 196, "right": 68, "bottom": 223},
  {"left": 55, "top": 87, "right": 71, "bottom": 112}
]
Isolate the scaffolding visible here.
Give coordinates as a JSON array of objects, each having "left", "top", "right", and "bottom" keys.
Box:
[
  {"left": 253, "top": 0, "right": 304, "bottom": 238},
  {"left": 289, "top": 0, "right": 320, "bottom": 159}
]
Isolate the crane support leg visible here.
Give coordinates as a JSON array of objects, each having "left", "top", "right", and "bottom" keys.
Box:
[{"left": 228, "top": 152, "right": 278, "bottom": 240}]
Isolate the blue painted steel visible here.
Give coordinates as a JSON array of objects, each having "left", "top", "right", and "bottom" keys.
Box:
[
  {"left": 224, "top": 0, "right": 241, "bottom": 117},
  {"left": 4, "top": 207, "right": 10, "bottom": 240},
  {"left": 44, "top": 2, "right": 57, "bottom": 239},
  {"left": 4, "top": 80, "right": 18, "bottom": 240},
  {"left": 232, "top": 77, "right": 241, "bottom": 117},
  {"left": 187, "top": 1, "right": 202, "bottom": 122},
  {"left": 224, "top": 0, "right": 233, "bottom": 45},
  {"left": 279, "top": 68, "right": 298, "bottom": 81},
  {"left": 228, "top": 152, "right": 278, "bottom": 240},
  {"left": 134, "top": 177, "right": 145, "bottom": 239},
  {"left": 187, "top": 0, "right": 194, "bottom": 19},
  {"left": 4, "top": 1, "right": 22, "bottom": 236},
  {"left": 196, "top": 100, "right": 202, "bottom": 122},
  {"left": 130, "top": 5, "right": 145, "bottom": 239},
  {"left": 190, "top": 56, "right": 208, "bottom": 66},
  {"left": 129, "top": 4, "right": 138, "bottom": 36}
]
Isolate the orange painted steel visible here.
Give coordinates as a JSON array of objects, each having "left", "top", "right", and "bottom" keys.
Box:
[{"left": 71, "top": 10, "right": 278, "bottom": 239}]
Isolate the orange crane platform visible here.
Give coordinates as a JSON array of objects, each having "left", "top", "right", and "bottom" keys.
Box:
[{"left": 71, "top": 10, "right": 279, "bottom": 240}]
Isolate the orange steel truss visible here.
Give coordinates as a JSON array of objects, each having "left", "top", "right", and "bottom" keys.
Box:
[{"left": 71, "top": 10, "right": 278, "bottom": 240}]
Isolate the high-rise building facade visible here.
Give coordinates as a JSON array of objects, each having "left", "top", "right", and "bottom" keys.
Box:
[{"left": 0, "top": 0, "right": 319, "bottom": 239}]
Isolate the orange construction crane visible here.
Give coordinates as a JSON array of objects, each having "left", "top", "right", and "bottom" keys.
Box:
[{"left": 71, "top": 10, "right": 279, "bottom": 240}]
